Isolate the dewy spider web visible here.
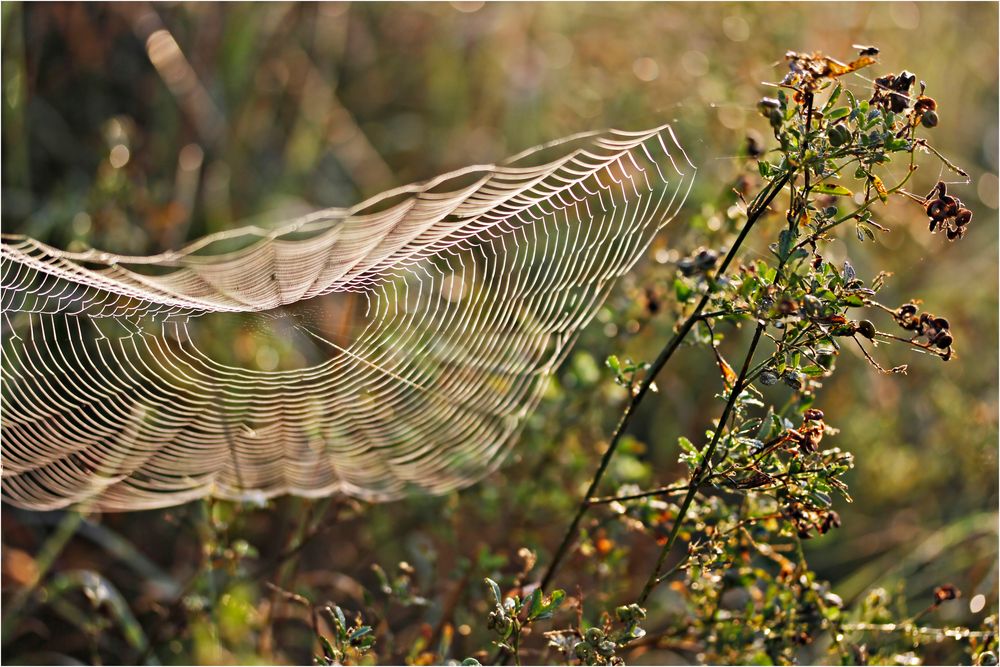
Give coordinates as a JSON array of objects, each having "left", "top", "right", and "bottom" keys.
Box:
[{"left": 1, "top": 125, "right": 695, "bottom": 511}]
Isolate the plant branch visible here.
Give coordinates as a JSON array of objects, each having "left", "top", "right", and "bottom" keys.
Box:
[
  {"left": 536, "top": 173, "right": 791, "bottom": 593},
  {"left": 586, "top": 482, "right": 692, "bottom": 505},
  {"left": 636, "top": 321, "right": 765, "bottom": 607}
]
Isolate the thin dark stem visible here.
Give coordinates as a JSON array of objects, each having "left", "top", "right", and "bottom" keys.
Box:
[
  {"left": 800, "top": 92, "right": 814, "bottom": 222},
  {"left": 252, "top": 497, "right": 339, "bottom": 578},
  {"left": 536, "top": 173, "right": 790, "bottom": 593},
  {"left": 775, "top": 91, "right": 813, "bottom": 283},
  {"left": 636, "top": 321, "right": 765, "bottom": 607},
  {"left": 586, "top": 482, "right": 692, "bottom": 505}
]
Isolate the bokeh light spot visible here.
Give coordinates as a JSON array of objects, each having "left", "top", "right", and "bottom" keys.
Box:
[
  {"left": 179, "top": 144, "right": 204, "bottom": 171},
  {"left": 632, "top": 57, "right": 660, "bottom": 82},
  {"left": 450, "top": 1, "right": 484, "bottom": 13},
  {"left": 109, "top": 144, "right": 130, "bottom": 169},
  {"left": 681, "top": 50, "right": 709, "bottom": 77},
  {"left": 723, "top": 15, "right": 750, "bottom": 42},
  {"left": 977, "top": 172, "right": 998, "bottom": 209},
  {"left": 890, "top": 2, "right": 920, "bottom": 29}
]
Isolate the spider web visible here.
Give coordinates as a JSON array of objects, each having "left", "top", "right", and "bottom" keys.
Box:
[{"left": 0, "top": 125, "right": 695, "bottom": 511}]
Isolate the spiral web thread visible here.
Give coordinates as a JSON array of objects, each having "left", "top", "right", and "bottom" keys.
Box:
[{"left": 0, "top": 125, "right": 695, "bottom": 511}]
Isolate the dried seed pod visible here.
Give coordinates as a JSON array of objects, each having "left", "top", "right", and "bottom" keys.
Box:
[
  {"left": 955, "top": 208, "right": 973, "bottom": 227},
  {"left": 760, "top": 369, "right": 779, "bottom": 386},
  {"left": 782, "top": 370, "right": 804, "bottom": 390},
  {"left": 873, "top": 71, "right": 915, "bottom": 113},
  {"left": 802, "top": 427, "right": 823, "bottom": 452},
  {"left": 694, "top": 248, "right": 719, "bottom": 270},
  {"left": 857, "top": 319, "right": 877, "bottom": 340},
  {"left": 746, "top": 131, "right": 765, "bottom": 159},
  {"left": 894, "top": 70, "right": 916, "bottom": 92},
  {"left": 927, "top": 181, "right": 947, "bottom": 200},
  {"left": 933, "top": 584, "right": 960, "bottom": 605},
  {"left": 925, "top": 199, "right": 947, "bottom": 220},
  {"left": 940, "top": 195, "right": 959, "bottom": 217},
  {"left": 819, "top": 511, "right": 841, "bottom": 534},
  {"left": 921, "top": 109, "right": 939, "bottom": 128},
  {"left": 803, "top": 408, "right": 824, "bottom": 421},
  {"left": 644, "top": 287, "right": 660, "bottom": 315},
  {"left": 777, "top": 298, "right": 799, "bottom": 316},
  {"left": 914, "top": 96, "right": 937, "bottom": 114}
]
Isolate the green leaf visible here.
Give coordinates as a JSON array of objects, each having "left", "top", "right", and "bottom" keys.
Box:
[
  {"left": 527, "top": 588, "right": 543, "bottom": 617},
  {"left": 885, "top": 136, "right": 911, "bottom": 152},
  {"left": 605, "top": 355, "right": 621, "bottom": 373},
  {"left": 349, "top": 626, "right": 375, "bottom": 649},
  {"left": 827, "top": 107, "right": 850, "bottom": 121},
  {"left": 674, "top": 277, "right": 693, "bottom": 302},
  {"left": 810, "top": 490, "right": 832, "bottom": 507},
  {"left": 485, "top": 578, "right": 503, "bottom": 606},
  {"left": 812, "top": 183, "right": 854, "bottom": 197},
  {"left": 678, "top": 436, "right": 697, "bottom": 455},
  {"left": 330, "top": 605, "right": 347, "bottom": 633},
  {"left": 319, "top": 635, "right": 338, "bottom": 661},
  {"left": 529, "top": 589, "right": 566, "bottom": 620},
  {"left": 845, "top": 89, "right": 858, "bottom": 109},
  {"left": 549, "top": 589, "right": 566, "bottom": 608},
  {"left": 842, "top": 294, "right": 864, "bottom": 307},
  {"left": 777, "top": 228, "right": 796, "bottom": 260},
  {"left": 823, "top": 84, "right": 842, "bottom": 112}
]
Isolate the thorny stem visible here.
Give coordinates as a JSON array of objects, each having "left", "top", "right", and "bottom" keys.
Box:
[
  {"left": 536, "top": 173, "right": 791, "bottom": 593},
  {"left": 637, "top": 321, "right": 765, "bottom": 607}
]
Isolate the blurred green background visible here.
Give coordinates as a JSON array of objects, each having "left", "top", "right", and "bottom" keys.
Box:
[{"left": 1, "top": 2, "right": 997, "bottom": 664}]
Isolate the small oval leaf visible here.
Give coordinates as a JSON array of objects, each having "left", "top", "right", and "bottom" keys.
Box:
[{"left": 813, "top": 183, "right": 854, "bottom": 197}]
